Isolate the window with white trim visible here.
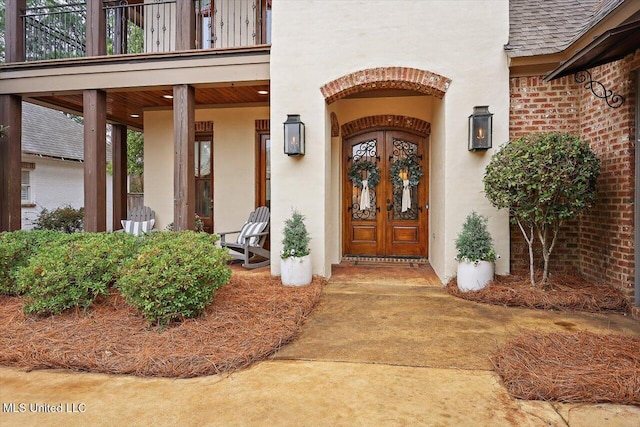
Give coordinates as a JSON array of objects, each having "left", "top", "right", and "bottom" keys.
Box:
[{"left": 21, "top": 170, "right": 32, "bottom": 203}]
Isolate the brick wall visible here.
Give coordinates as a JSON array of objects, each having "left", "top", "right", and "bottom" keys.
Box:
[
  {"left": 508, "top": 51, "right": 638, "bottom": 309},
  {"left": 508, "top": 75, "right": 582, "bottom": 274}
]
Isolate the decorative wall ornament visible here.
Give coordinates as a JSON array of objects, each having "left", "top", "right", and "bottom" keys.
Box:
[{"left": 575, "top": 70, "right": 625, "bottom": 109}]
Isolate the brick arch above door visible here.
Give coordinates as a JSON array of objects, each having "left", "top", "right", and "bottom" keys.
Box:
[
  {"left": 341, "top": 115, "right": 431, "bottom": 139},
  {"left": 320, "top": 67, "right": 451, "bottom": 104}
]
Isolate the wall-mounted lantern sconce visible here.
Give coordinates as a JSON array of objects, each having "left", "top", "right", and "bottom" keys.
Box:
[
  {"left": 284, "top": 114, "right": 305, "bottom": 156},
  {"left": 468, "top": 106, "right": 493, "bottom": 151}
]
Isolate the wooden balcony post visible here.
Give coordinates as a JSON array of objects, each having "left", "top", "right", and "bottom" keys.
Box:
[
  {"left": 83, "top": 90, "right": 107, "bottom": 232},
  {"left": 173, "top": 85, "right": 195, "bottom": 231},
  {"left": 6, "top": 0, "right": 26, "bottom": 63},
  {"left": 176, "top": 0, "right": 196, "bottom": 51},
  {"left": 112, "top": 124, "right": 128, "bottom": 230},
  {"left": 86, "top": 0, "right": 106, "bottom": 56},
  {"left": 0, "top": 95, "right": 23, "bottom": 231}
]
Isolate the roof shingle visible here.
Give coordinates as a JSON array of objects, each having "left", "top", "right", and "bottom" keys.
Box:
[
  {"left": 507, "top": 0, "right": 625, "bottom": 58},
  {"left": 22, "top": 102, "right": 111, "bottom": 162}
]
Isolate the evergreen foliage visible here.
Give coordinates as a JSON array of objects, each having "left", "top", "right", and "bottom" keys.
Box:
[
  {"left": 34, "top": 205, "right": 84, "bottom": 233},
  {"left": 17, "top": 233, "right": 138, "bottom": 315},
  {"left": 483, "top": 132, "right": 600, "bottom": 284},
  {"left": 281, "top": 210, "right": 311, "bottom": 259},
  {"left": 0, "top": 230, "right": 66, "bottom": 295},
  {"left": 455, "top": 211, "right": 497, "bottom": 263},
  {"left": 117, "top": 232, "right": 231, "bottom": 326}
]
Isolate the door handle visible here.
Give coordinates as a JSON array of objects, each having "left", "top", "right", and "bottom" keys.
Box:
[{"left": 386, "top": 203, "right": 394, "bottom": 211}]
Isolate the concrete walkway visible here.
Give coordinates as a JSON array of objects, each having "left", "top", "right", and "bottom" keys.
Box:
[{"left": 1, "top": 264, "right": 639, "bottom": 426}]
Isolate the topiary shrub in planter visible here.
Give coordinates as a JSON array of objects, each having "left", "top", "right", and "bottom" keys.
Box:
[
  {"left": 0, "top": 230, "right": 67, "bottom": 295},
  {"left": 16, "top": 232, "right": 139, "bottom": 315},
  {"left": 280, "top": 210, "right": 312, "bottom": 286},
  {"left": 117, "top": 231, "right": 231, "bottom": 326},
  {"left": 34, "top": 205, "right": 85, "bottom": 233},
  {"left": 455, "top": 211, "right": 498, "bottom": 292}
]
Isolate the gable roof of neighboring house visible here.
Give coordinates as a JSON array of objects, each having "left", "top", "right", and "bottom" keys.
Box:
[
  {"left": 22, "top": 102, "right": 111, "bottom": 162},
  {"left": 506, "top": 0, "right": 625, "bottom": 57},
  {"left": 22, "top": 102, "right": 85, "bottom": 161}
]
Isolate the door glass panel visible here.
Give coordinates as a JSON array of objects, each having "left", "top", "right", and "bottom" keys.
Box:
[
  {"left": 195, "top": 139, "right": 212, "bottom": 218},
  {"left": 196, "top": 180, "right": 211, "bottom": 217},
  {"left": 194, "top": 142, "right": 200, "bottom": 177},
  {"left": 200, "top": 141, "right": 211, "bottom": 177},
  {"left": 350, "top": 139, "right": 378, "bottom": 220},
  {"left": 390, "top": 138, "right": 420, "bottom": 221}
]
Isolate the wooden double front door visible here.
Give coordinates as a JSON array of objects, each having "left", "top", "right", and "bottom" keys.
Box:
[{"left": 343, "top": 130, "right": 428, "bottom": 257}]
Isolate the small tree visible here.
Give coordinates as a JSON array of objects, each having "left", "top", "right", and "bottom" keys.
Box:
[
  {"left": 455, "top": 211, "right": 497, "bottom": 263},
  {"left": 281, "top": 210, "right": 310, "bottom": 259},
  {"left": 483, "top": 132, "right": 600, "bottom": 285}
]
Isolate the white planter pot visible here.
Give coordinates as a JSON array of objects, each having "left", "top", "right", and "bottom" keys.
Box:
[
  {"left": 457, "top": 260, "right": 494, "bottom": 292},
  {"left": 281, "top": 255, "right": 312, "bottom": 286}
]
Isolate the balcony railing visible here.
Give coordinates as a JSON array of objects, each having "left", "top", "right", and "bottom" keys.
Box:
[
  {"left": 106, "top": 0, "right": 176, "bottom": 54},
  {"left": 195, "top": 0, "right": 268, "bottom": 50},
  {"left": 23, "top": 2, "right": 87, "bottom": 61},
  {"left": 21, "top": 1, "right": 269, "bottom": 62}
]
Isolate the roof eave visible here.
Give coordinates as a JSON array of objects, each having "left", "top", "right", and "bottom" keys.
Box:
[{"left": 545, "top": 19, "right": 640, "bottom": 81}]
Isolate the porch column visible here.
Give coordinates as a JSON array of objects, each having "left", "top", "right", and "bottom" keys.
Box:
[
  {"left": 112, "top": 124, "right": 128, "bottom": 230},
  {"left": 6, "top": 0, "right": 26, "bottom": 63},
  {"left": 176, "top": 0, "right": 196, "bottom": 51},
  {"left": 0, "top": 95, "right": 22, "bottom": 231},
  {"left": 173, "top": 85, "right": 195, "bottom": 231},
  {"left": 83, "top": 90, "right": 107, "bottom": 232},
  {"left": 86, "top": 0, "right": 106, "bottom": 56}
]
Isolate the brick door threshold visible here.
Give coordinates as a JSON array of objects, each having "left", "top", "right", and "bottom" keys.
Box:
[{"left": 340, "top": 256, "right": 430, "bottom": 266}]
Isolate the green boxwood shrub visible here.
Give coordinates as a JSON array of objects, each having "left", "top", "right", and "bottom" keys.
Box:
[
  {"left": 16, "top": 232, "right": 139, "bottom": 315},
  {"left": 117, "top": 231, "right": 231, "bottom": 326},
  {"left": 0, "top": 230, "right": 71, "bottom": 295}
]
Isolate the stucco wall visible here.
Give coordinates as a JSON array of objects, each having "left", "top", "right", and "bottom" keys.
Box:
[
  {"left": 270, "top": 0, "right": 511, "bottom": 280},
  {"left": 21, "top": 155, "right": 113, "bottom": 231},
  {"left": 144, "top": 106, "right": 269, "bottom": 232}
]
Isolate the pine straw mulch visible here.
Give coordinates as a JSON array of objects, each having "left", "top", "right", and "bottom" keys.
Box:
[
  {"left": 446, "top": 273, "right": 630, "bottom": 313},
  {"left": 0, "top": 275, "right": 324, "bottom": 378},
  {"left": 447, "top": 272, "right": 639, "bottom": 405},
  {"left": 493, "top": 331, "right": 640, "bottom": 406}
]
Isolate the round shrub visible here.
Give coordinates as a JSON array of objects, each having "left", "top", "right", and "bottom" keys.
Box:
[
  {"left": 16, "top": 232, "right": 139, "bottom": 315},
  {"left": 117, "top": 231, "right": 231, "bottom": 326},
  {"left": 0, "top": 230, "right": 71, "bottom": 295},
  {"left": 483, "top": 132, "right": 600, "bottom": 284},
  {"left": 34, "top": 205, "right": 85, "bottom": 233}
]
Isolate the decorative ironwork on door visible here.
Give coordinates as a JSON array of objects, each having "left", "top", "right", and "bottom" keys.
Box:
[
  {"left": 389, "top": 138, "right": 421, "bottom": 221},
  {"left": 349, "top": 139, "right": 379, "bottom": 221}
]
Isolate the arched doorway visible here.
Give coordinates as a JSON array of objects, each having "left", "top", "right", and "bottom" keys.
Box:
[{"left": 322, "top": 66, "right": 449, "bottom": 260}]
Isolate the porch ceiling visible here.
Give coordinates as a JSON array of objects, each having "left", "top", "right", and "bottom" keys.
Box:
[{"left": 28, "top": 85, "right": 270, "bottom": 130}]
